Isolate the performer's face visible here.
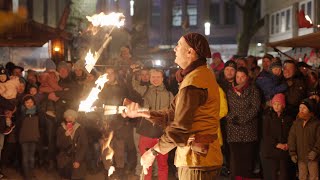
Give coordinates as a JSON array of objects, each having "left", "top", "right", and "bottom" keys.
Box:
[{"left": 174, "top": 37, "right": 190, "bottom": 69}]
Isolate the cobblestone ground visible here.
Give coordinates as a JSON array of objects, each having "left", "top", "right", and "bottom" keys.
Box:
[{"left": 1, "top": 167, "right": 239, "bottom": 180}]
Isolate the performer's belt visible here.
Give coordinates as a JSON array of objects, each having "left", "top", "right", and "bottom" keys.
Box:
[{"left": 188, "top": 134, "right": 217, "bottom": 155}]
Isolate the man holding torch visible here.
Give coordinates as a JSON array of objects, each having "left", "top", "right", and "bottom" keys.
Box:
[{"left": 122, "top": 32, "right": 222, "bottom": 179}]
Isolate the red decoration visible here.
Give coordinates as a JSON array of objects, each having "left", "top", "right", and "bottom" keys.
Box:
[{"left": 297, "top": 9, "right": 313, "bottom": 28}]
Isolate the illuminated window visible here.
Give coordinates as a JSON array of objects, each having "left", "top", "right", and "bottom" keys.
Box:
[
  {"left": 172, "top": 0, "right": 197, "bottom": 27},
  {"left": 270, "top": 7, "right": 292, "bottom": 35},
  {"left": 210, "top": 2, "right": 220, "bottom": 25}
]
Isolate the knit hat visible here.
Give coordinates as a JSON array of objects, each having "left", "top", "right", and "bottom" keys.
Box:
[
  {"left": 269, "top": 61, "right": 282, "bottom": 71},
  {"left": 183, "top": 33, "right": 211, "bottom": 58},
  {"left": 300, "top": 98, "right": 317, "bottom": 113},
  {"left": 224, "top": 60, "right": 237, "bottom": 70},
  {"left": 64, "top": 109, "right": 78, "bottom": 119},
  {"left": 212, "top": 52, "right": 222, "bottom": 59},
  {"left": 271, "top": 93, "right": 286, "bottom": 108},
  {"left": 45, "top": 59, "right": 56, "bottom": 71}
]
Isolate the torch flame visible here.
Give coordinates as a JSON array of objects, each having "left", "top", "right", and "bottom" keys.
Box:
[
  {"left": 86, "top": 12, "right": 125, "bottom": 28},
  {"left": 78, "top": 74, "right": 108, "bottom": 112},
  {"left": 84, "top": 49, "right": 98, "bottom": 73}
]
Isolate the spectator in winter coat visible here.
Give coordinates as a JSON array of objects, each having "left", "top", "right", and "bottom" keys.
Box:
[
  {"left": 210, "top": 52, "right": 224, "bottom": 79},
  {"left": 218, "top": 60, "right": 237, "bottom": 93},
  {"left": 56, "top": 109, "right": 88, "bottom": 180},
  {"left": 136, "top": 69, "right": 174, "bottom": 180},
  {"left": 261, "top": 93, "right": 294, "bottom": 180},
  {"left": 283, "top": 60, "right": 307, "bottom": 117},
  {"left": 225, "top": 67, "right": 261, "bottom": 179},
  {"left": 288, "top": 98, "right": 320, "bottom": 180},
  {"left": 18, "top": 95, "right": 40, "bottom": 179},
  {"left": 98, "top": 67, "right": 137, "bottom": 178}
]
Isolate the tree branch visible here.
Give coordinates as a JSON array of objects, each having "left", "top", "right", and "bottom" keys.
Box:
[
  {"left": 249, "top": 16, "right": 265, "bottom": 37},
  {"left": 227, "top": 0, "right": 245, "bottom": 11}
]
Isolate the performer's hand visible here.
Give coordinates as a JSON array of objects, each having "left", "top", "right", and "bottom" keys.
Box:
[
  {"left": 73, "top": 162, "right": 80, "bottom": 169},
  {"left": 121, "top": 98, "right": 150, "bottom": 118},
  {"left": 141, "top": 149, "right": 156, "bottom": 175}
]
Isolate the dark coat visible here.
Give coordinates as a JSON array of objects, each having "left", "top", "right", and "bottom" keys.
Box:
[
  {"left": 18, "top": 112, "right": 40, "bottom": 143},
  {"left": 56, "top": 122, "right": 88, "bottom": 179},
  {"left": 226, "top": 84, "right": 261, "bottom": 143},
  {"left": 285, "top": 76, "right": 307, "bottom": 116},
  {"left": 256, "top": 73, "right": 288, "bottom": 101},
  {"left": 261, "top": 109, "right": 293, "bottom": 159},
  {"left": 288, "top": 116, "right": 320, "bottom": 162},
  {"left": 55, "top": 75, "right": 82, "bottom": 110}
]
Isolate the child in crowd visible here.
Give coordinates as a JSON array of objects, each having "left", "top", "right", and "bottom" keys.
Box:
[
  {"left": 288, "top": 98, "right": 320, "bottom": 180},
  {"left": 256, "top": 61, "right": 288, "bottom": 105},
  {"left": 18, "top": 95, "right": 40, "bottom": 179},
  {"left": 38, "top": 59, "right": 63, "bottom": 117},
  {"left": 262, "top": 93, "right": 294, "bottom": 180},
  {"left": 0, "top": 66, "right": 20, "bottom": 102}
]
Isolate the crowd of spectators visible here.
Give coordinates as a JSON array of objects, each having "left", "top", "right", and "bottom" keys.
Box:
[{"left": 0, "top": 47, "right": 319, "bottom": 180}]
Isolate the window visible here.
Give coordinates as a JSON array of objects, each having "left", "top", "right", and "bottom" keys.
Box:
[
  {"left": 224, "top": 2, "right": 235, "bottom": 25},
  {"left": 271, "top": 15, "right": 274, "bottom": 34},
  {"left": 172, "top": 0, "right": 197, "bottom": 27},
  {"left": 275, "top": 13, "right": 279, "bottom": 33},
  {"left": 270, "top": 7, "right": 292, "bottom": 35},
  {"left": 299, "top": 0, "right": 313, "bottom": 21},
  {"left": 280, "top": 11, "right": 285, "bottom": 32},
  {"left": 286, "top": 9, "right": 291, "bottom": 31},
  {"left": 187, "top": 0, "right": 197, "bottom": 26},
  {"left": 172, "top": 0, "right": 182, "bottom": 26},
  {"left": 151, "top": 0, "right": 161, "bottom": 28},
  {"left": 209, "top": 2, "right": 220, "bottom": 25}
]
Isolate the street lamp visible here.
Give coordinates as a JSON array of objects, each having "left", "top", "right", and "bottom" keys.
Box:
[
  {"left": 204, "top": 22, "right": 211, "bottom": 36},
  {"left": 130, "top": 0, "right": 134, "bottom": 16}
]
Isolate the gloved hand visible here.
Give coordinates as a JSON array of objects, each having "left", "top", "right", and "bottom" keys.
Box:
[
  {"left": 140, "top": 148, "right": 156, "bottom": 175},
  {"left": 308, "top": 151, "right": 317, "bottom": 161},
  {"left": 291, "top": 155, "right": 298, "bottom": 163}
]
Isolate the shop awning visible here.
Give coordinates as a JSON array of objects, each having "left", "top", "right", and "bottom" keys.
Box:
[
  {"left": 267, "top": 31, "right": 320, "bottom": 49},
  {"left": 0, "top": 20, "right": 72, "bottom": 47}
]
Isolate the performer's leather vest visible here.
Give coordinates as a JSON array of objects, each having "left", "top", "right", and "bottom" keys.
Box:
[{"left": 175, "top": 65, "right": 223, "bottom": 167}]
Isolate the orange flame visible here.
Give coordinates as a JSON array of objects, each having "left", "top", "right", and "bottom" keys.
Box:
[
  {"left": 86, "top": 12, "right": 125, "bottom": 28},
  {"left": 78, "top": 74, "right": 108, "bottom": 112}
]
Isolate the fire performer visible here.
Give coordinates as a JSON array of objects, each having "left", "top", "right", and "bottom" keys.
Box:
[{"left": 122, "top": 32, "right": 222, "bottom": 179}]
